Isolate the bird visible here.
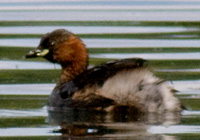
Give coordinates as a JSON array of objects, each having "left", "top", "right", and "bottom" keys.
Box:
[{"left": 25, "top": 29, "right": 181, "bottom": 113}]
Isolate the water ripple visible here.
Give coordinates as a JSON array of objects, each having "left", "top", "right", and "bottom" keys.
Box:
[
  {"left": 0, "top": 106, "right": 47, "bottom": 117},
  {"left": 148, "top": 125, "right": 200, "bottom": 134}
]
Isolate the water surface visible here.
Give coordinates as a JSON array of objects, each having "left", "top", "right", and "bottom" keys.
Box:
[
  {"left": 0, "top": 60, "right": 60, "bottom": 70},
  {"left": 1, "top": 38, "right": 200, "bottom": 48},
  {"left": 90, "top": 52, "right": 200, "bottom": 60},
  {"left": 1, "top": 0, "right": 200, "bottom": 139},
  {"left": 0, "top": 26, "right": 193, "bottom": 34}
]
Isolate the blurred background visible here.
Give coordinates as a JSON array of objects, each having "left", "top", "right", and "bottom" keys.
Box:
[{"left": 0, "top": 0, "right": 200, "bottom": 139}]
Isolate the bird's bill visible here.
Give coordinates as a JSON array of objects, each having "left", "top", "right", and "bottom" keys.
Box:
[{"left": 25, "top": 49, "right": 49, "bottom": 58}]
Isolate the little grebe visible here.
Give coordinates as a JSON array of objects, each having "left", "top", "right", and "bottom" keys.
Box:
[{"left": 25, "top": 29, "right": 181, "bottom": 113}]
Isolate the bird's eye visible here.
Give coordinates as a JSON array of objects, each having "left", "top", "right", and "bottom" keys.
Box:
[{"left": 50, "top": 41, "right": 55, "bottom": 46}]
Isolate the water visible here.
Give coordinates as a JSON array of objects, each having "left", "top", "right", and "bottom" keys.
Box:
[
  {"left": 0, "top": 84, "right": 55, "bottom": 95},
  {"left": 90, "top": 52, "right": 200, "bottom": 60},
  {"left": 148, "top": 125, "right": 200, "bottom": 134},
  {"left": 0, "top": 107, "right": 47, "bottom": 117},
  {"left": 1, "top": 0, "right": 200, "bottom": 139},
  {"left": 0, "top": 127, "right": 59, "bottom": 137},
  {"left": 1, "top": 39, "right": 200, "bottom": 48},
  {"left": 1, "top": 1, "right": 200, "bottom": 21},
  {"left": 0, "top": 26, "right": 193, "bottom": 34}
]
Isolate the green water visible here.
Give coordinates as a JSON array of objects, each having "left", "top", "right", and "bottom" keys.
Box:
[{"left": 1, "top": 1, "right": 200, "bottom": 139}]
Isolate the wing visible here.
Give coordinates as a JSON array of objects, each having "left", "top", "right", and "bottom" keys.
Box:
[{"left": 59, "top": 58, "right": 147, "bottom": 98}]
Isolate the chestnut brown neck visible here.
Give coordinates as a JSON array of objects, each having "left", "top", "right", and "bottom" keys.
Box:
[
  {"left": 59, "top": 60, "right": 87, "bottom": 84},
  {"left": 55, "top": 35, "right": 88, "bottom": 85}
]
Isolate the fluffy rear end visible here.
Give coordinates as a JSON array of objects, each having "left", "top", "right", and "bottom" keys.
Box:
[{"left": 100, "top": 67, "right": 181, "bottom": 113}]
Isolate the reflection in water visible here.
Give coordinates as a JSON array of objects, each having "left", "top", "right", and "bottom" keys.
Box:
[
  {"left": 47, "top": 108, "right": 181, "bottom": 139},
  {"left": 48, "top": 135, "right": 177, "bottom": 140}
]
